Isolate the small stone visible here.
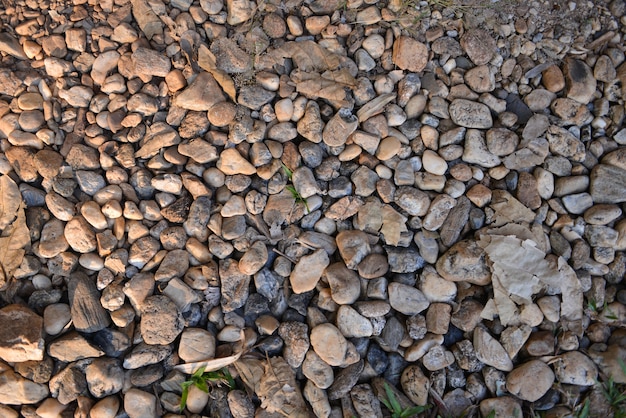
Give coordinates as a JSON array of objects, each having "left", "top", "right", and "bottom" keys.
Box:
[
  {"left": 450, "top": 100, "right": 493, "bottom": 129},
  {"left": 69, "top": 273, "right": 110, "bottom": 333},
  {"left": 0, "top": 305, "right": 44, "bottom": 362},
  {"left": 392, "top": 36, "right": 428, "bottom": 72},
  {"left": 124, "top": 389, "right": 157, "bottom": 418},
  {"left": 217, "top": 148, "right": 256, "bottom": 175},
  {"left": 563, "top": 58, "right": 597, "bottom": 104},
  {"left": 140, "top": 295, "right": 184, "bottom": 345},
  {"left": 401, "top": 365, "right": 430, "bottom": 406},
  {"left": 325, "top": 262, "right": 361, "bottom": 304},
  {"left": 437, "top": 240, "right": 490, "bottom": 285},
  {"left": 388, "top": 282, "right": 429, "bottom": 315},
  {"left": 132, "top": 47, "right": 171, "bottom": 77},
  {"left": 278, "top": 321, "right": 309, "bottom": 368},
  {"left": 479, "top": 397, "right": 523, "bottom": 418},
  {"left": 506, "top": 360, "right": 554, "bottom": 402},
  {"left": 422, "top": 345, "right": 455, "bottom": 371},
  {"left": 85, "top": 358, "right": 124, "bottom": 398},
  {"left": 474, "top": 327, "right": 513, "bottom": 371},
  {"left": 303, "top": 350, "right": 334, "bottom": 389},
  {"left": 336, "top": 230, "right": 371, "bottom": 269},
  {"left": 220, "top": 259, "right": 250, "bottom": 312},
  {"left": 327, "top": 360, "right": 364, "bottom": 400},
  {"left": 310, "top": 323, "right": 349, "bottom": 367},
  {"left": 465, "top": 65, "right": 495, "bottom": 93},
  {"left": 422, "top": 150, "right": 448, "bottom": 175},
  {"left": 460, "top": 29, "right": 496, "bottom": 65},
  {"left": 0, "top": 370, "right": 49, "bottom": 405},
  {"left": 542, "top": 64, "right": 565, "bottom": 92},
  {"left": 290, "top": 249, "right": 329, "bottom": 294},
  {"left": 174, "top": 72, "right": 225, "bottom": 111},
  {"left": 551, "top": 351, "right": 596, "bottom": 388},
  {"left": 337, "top": 305, "right": 373, "bottom": 338}
]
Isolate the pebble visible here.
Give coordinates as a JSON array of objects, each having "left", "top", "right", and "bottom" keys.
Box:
[
  {"left": 290, "top": 249, "right": 330, "bottom": 294},
  {"left": 506, "top": 360, "right": 555, "bottom": 402}
]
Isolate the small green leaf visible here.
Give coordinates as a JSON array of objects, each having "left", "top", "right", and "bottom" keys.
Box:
[{"left": 281, "top": 163, "right": 293, "bottom": 180}]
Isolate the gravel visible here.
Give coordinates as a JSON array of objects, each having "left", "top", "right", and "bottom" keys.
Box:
[{"left": 0, "top": 0, "right": 625, "bottom": 416}]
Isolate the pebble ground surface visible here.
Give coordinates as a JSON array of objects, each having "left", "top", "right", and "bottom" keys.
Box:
[{"left": 1, "top": 0, "right": 626, "bottom": 417}]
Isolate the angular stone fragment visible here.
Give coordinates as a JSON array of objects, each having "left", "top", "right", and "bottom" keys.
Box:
[
  {"left": 290, "top": 249, "right": 329, "bottom": 294},
  {"left": 217, "top": 148, "right": 256, "bottom": 175},
  {"left": 563, "top": 58, "right": 597, "bottom": 104},
  {"left": 473, "top": 327, "right": 513, "bottom": 371},
  {"left": 140, "top": 295, "right": 184, "bottom": 345},
  {"left": 132, "top": 47, "right": 171, "bottom": 77},
  {"left": 0, "top": 370, "right": 49, "bottom": 405},
  {"left": 174, "top": 72, "right": 225, "bottom": 111},
  {"left": 130, "top": 0, "right": 163, "bottom": 39},
  {"left": 68, "top": 273, "right": 110, "bottom": 333},
  {"left": 460, "top": 29, "right": 496, "bottom": 65},
  {"left": 392, "top": 36, "right": 428, "bottom": 72},
  {"left": 336, "top": 230, "right": 371, "bottom": 269},
  {"left": 219, "top": 259, "right": 250, "bottom": 312},
  {"left": 0, "top": 305, "right": 44, "bottom": 362},
  {"left": 590, "top": 164, "right": 626, "bottom": 203},
  {"left": 436, "top": 240, "right": 490, "bottom": 285}
]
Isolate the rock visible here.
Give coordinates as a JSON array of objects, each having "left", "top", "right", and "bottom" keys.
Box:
[
  {"left": 44, "top": 303, "right": 71, "bottom": 335},
  {"left": 132, "top": 47, "right": 171, "bottom": 77},
  {"left": 553, "top": 351, "right": 597, "bottom": 386},
  {"left": 48, "top": 331, "right": 105, "bottom": 362},
  {"left": 178, "top": 328, "right": 216, "bottom": 363},
  {"left": 69, "top": 273, "right": 110, "bottom": 333},
  {"left": 131, "top": 0, "right": 163, "bottom": 39},
  {"left": 462, "top": 129, "right": 500, "bottom": 168},
  {"left": 563, "top": 58, "right": 597, "bottom": 104},
  {"left": 140, "top": 295, "right": 184, "bottom": 345},
  {"left": 327, "top": 359, "right": 364, "bottom": 400},
  {"left": 310, "top": 323, "right": 349, "bottom": 367},
  {"left": 473, "top": 327, "right": 513, "bottom": 371},
  {"left": 325, "top": 262, "right": 361, "bottom": 304},
  {"left": 506, "top": 360, "right": 554, "bottom": 402},
  {"left": 336, "top": 230, "right": 371, "bottom": 269},
  {"left": 437, "top": 240, "right": 490, "bottom": 285},
  {"left": 65, "top": 217, "right": 97, "bottom": 253},
  {"left": 460, "top": 29, "right": 496, "bottom": 65},
  {"left": 217, "top": 148, "right": 256, "bottom": 175},
  {"left": 401, "top": 365, "right": 430, "bottom": 406},
  {"left": 0, "top": 305, "right": 44, "bottom": 362},
  {"left": 450, "top": 100, "right": 493, "bottom": 129},
  {"left": 219, "top": 259, "right": 250, "bottom": 312},
  {"left": 388, "top": 282, "right": 429, "bottom": 315},
  {"left": 386, "top": 246, "right": 425, "bottom": 273},
  {"left": 278, "top": 321, "right": 309, "bottom": 368},
  {"left": 0, "top": 33, "right": 28, "bottom": 59},
  {"left": 465, "top": 65, "right": 495, "bottom": 93},
  {"left": 0, "top": 370, "right": 49, "bottom": 405},
  {"left": 422, "top": 150, "right": 448, "bottom": 175},
  {"left": 358, "top": 253, "right": 389, "bottom": 279},
  {"left": 174, "top": 72, "right": 225, "bottom": 111},
  {"left": 85, "top": 358, "right": 124, "bottom": 398},
  {"left": 479, "top": 397, "right": 522, "bottom": 418},
  {"left": 392, "top": 36, "right": 428, "bottom": 72},
  {"left": 226, "top": 0, "right": 255, "bottom": 25},
  {"left": 124, "top": 389, "right": 157, "bottom": 418},
  {"left": 542, "top": 64, "right": 565, "bottom": 92},
  {"left": 422, "top": 345, "right": 455, "bottom": 371},
  {"left": 303, "top": 350, "right": 334, "bottom": 389},
  {"left": 590, "top": 164, "right": 626, "bottom": 203},
  {"left": 290, "top": 249, "right": 330, "bottom": 294},
  {"left": 337, "top": 305, "right": 373, "bottom": 338}
]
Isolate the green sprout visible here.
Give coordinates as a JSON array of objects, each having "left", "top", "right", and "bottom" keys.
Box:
[
  {"left": 599, "top": 360, "right": 626, "bottom": 417},
  {"left": 179, "top": 367, "right": 235, "bottom": 412},
  {"left": 282, "top": 163, "right": 310, "bottom": 213},
  {"left": 381, "top": 383, "right": 431, "bottom": 418}
]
